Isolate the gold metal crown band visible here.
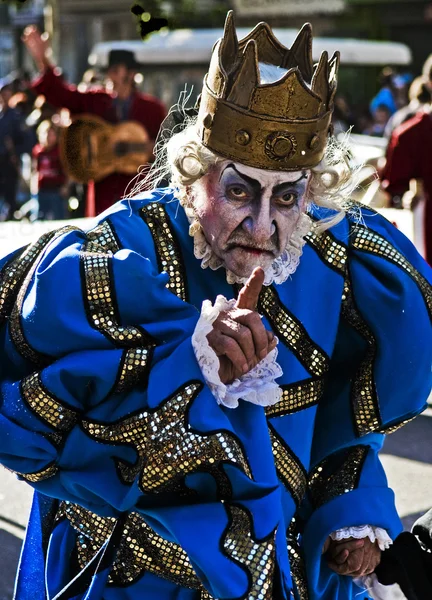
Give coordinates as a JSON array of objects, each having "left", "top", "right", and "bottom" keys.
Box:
[{"left": 196, "top": 11, "right": 339, "bottom": 171}]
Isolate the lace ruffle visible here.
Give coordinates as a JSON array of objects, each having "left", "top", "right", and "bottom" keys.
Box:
[
  {"left": 191, "top": 294, "right": 283, "bottom": 409},
  {"left": 185, "top": 206, "right": 312, "bottom": 286},
  {"left": 331, "top": 525, "right": 393, "bottom": 551}
]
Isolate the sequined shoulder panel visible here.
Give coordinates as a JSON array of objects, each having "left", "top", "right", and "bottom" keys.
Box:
[
  {"left": 140, "top": 202, "right": 188, "bottom": 302},
  {"left": 348, "top": 215, "right": 432, "bottom": 317},
  {"left": 80, "top": 220, "right": 153, "bottom": 348},
  {"left": 305, "top": 228, "right": 347, "bottom": 276},
  {"left": 9, "top": 226, "right": 81, "bottom": 367},
  {"left": 82, "top": 381, "right": 252, "bottom": 495},
  {"left": 308, "top": 445, "right": 369, "bottom": 509},
  {"left": 258, "top": 286, "right": 330, "bottom": 378},
  {"left": 222, "top": 504, "right": 276, "bottom": 600}
]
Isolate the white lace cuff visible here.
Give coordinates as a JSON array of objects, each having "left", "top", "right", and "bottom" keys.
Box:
[
  {"left": 191, "top": 295, "right": 283, "bottom": 409},
  {"left": 330, "top": 525, "right": 393, "bottom": 551}
]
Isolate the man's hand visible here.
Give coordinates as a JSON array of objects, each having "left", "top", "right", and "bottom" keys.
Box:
[
  {"left": 207, "top": 267, "right": 276, "bottom": 384},
  {"left": 325, "top": 536, "right": 381, "bottom": 577},
  {"left": 22, "top": 26, "right": 52, "bottom": 72}
]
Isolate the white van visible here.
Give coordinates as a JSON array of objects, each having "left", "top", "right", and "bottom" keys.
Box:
[{"left": 88, "top": 29, "right": 412, "bottom": 108}]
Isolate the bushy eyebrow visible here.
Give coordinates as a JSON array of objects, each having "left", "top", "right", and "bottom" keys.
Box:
[
  {"left": 222, "top": 163, "right": 307, "bottom": 196},
  {"left": 221, "top": 164, "right": 261, "bottom": 195},
  {"left": 272, "top": 175, "right": 308, "bottom": 197}
]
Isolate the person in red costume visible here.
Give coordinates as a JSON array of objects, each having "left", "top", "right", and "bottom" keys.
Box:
[
  {"left": 22, "top": 26, "right": 167, "bottom": 215},
  {"left": 380, "top": 55, "right": 432, "bottom": 266}
]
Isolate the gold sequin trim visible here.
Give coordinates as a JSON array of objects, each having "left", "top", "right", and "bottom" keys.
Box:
[
  {"left": 19, "top": 462, "right": 58, "bottom": 483},
  {"left": 0, "top": 231, "right": 61, "bottom": 326},
  {"left": 265, "top": 378, "right": 325, "bottom": 418},
  {"left": 140, "top": 202, "right": 187, "bottom": 301},
  {"left": 269, "top": 426, "right": 307, "bottom": 507},
  {"left": 57, "top": 501, "right": 202, "bottom": 589},
  {"left": 9, "top": 226, "right": 79, "bottom": 366},
  {"left": 81, "top": 232, "right": 147, "bottom": 346},
  {"left": 341, "top": 274, "right": 381, "bottom": 436},
  {"left": 308, "top": 445, "right": 368, "bottom": 509},
  {"left": 306, "top": 229, "right": 347, "bottom": 275},
  {"left": 259, "top": 286, "right": 330, "bottom": 378},
  {"left": 115, "top": 346, "right": 155, "bottom": 394},
  {"left": 380, "top": 415, "right": 417, "bottom": 435},
  {"left": 82, "top": 382, "right": 252, "bottom": 493},
  {"left": 287, "top": 518, "right": 309, "bottom": 600},
  {"left": 21, "top": 372, "right": 79, "bottom": 431},
  {"left": 350, "top": 224, "right": 432, "bottom": 317},
  {"left": 85, "top": 220, "right": 120, "bottom": 254},
  {"left": 223, "top": 505, "right": 276, "bottom": 600}
]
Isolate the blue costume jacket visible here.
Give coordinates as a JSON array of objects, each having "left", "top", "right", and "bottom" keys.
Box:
[{"left": 0, "top": 189, "right": 430, "bottom": 600}]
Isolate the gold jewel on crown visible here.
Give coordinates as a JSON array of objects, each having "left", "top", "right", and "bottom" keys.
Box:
[{"left": 197, "top": 11, "right": 339, "bottom": 171}]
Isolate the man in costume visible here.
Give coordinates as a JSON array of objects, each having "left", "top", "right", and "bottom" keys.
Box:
[
  {"left": 0, "top": 12, "right": 431, "bottom": 600},
  {"left": 22, "top": 26, "right": 167, "bottom": 214}
]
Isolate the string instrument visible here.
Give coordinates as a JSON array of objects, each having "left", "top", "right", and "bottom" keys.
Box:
[{"left": 60, "top": 114, "right": 152, "bottom": 183}]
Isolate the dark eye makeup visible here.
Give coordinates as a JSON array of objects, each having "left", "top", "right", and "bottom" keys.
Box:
[{"left": 219, "top": 164, "right": 307, "bottom": 207}]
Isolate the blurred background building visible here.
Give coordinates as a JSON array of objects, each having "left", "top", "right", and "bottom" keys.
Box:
[{"left": 0, "top": 0, "right": 431, "bottom": 83}]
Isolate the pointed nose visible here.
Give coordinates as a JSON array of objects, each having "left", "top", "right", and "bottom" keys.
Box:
[{"left": 242, "top": 204, "right": 276, "bottom": 245}]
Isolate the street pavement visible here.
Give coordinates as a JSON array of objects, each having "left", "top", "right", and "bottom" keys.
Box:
[{"left": 0, "top": 412, "right": 431, "bottom": 597}]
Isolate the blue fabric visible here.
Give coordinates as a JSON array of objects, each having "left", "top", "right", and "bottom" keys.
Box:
[
  {"left": 370, "top": 88, "right": 398, "bottom": 116},
  {"left": 0, "top": 190, "right": 430, "bottom": 600}
]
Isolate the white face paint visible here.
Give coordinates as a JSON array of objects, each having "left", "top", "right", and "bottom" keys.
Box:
[{"left": 191, "top": 161, "right": 311, "bottom": 279}]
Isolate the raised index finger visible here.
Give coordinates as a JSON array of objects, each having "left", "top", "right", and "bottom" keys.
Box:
[{"left": 236, "top": 267, "right": 264, "bottom": 310}]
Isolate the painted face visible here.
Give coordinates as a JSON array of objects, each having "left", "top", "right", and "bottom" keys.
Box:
[{"left": 192, "top": 161, "right": 311, "bottom": 278}]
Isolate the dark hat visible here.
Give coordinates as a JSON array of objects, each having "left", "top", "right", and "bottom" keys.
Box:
[{"left": 107, "top": 49, "right": 139, "bottom": 71}]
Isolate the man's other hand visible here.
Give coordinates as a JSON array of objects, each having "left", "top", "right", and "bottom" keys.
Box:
[
  {"left": 207, "top": 267, "right": 276, "bottom": 384},
  {"left": 325, "top": 536, "right": 381, "bottom": 577}
]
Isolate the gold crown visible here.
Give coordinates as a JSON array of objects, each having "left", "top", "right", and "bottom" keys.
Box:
[{"left": 197, "top": 11, "right": 339, "bottom": 171}]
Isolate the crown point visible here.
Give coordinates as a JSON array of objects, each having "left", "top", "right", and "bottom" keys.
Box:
[
  {"left": 284, "top": 23, "right": 313, "bottom": 82},
  {"left": 227, "top": 39, "right": 258, "bottom": 108},
  {"left": 220, "top": 10, "right": 239, "bottom": 73},
  {"left": 312, "top": 50, "right": 329, "bottom": 109}
]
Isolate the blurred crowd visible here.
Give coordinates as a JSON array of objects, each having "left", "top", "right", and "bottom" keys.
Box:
[
  {"left": 0, "top": 66, "right": 107, "bottom": 222},
  {"left": 1, "top": 41, "right": 432, "bottom": 222},
  {"left": 333, "top": 64, "right": 432, "bottom": 139}
]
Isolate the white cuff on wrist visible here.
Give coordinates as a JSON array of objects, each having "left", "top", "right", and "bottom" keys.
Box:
[
  {"left": 192, "top": 295, "right": 283, "bottom": 409},
  {"left": 330, "top": 525, "right": 392, "bottom": 551}
]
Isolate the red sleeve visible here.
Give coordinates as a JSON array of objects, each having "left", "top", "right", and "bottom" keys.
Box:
[
  {"left": 31, "top": 66, "right": 113, "bottom": 118},
  {"left": 381, "top": 117, "right": 421, "bottom": 197},
  {"left": 130, "top": 94, "right": 167, "bottom": 141}
]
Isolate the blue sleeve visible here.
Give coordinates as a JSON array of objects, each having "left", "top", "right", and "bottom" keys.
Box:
[
  {"left": 303, "top": 209, "right": 432, "bottom": 598},
  {"left": 0, "top": 222, "right": 205, "bottom": 514}
]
